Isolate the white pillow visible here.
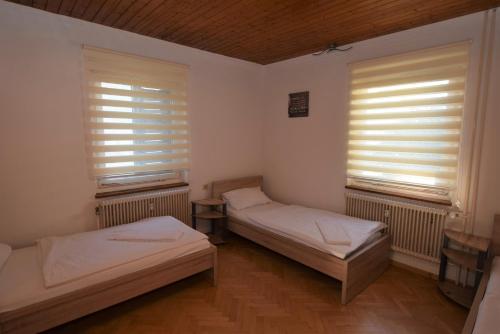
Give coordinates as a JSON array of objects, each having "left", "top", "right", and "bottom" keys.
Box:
[
  {"left": 223, "top": 187, "right": 271, "bottom": 210},
  {"left": 0, "top": 243, "right": 12, "bottom": 272}
]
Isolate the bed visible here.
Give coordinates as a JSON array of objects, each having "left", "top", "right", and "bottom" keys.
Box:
[
  {"left": 212, "top": 175, "right": 390, "bottom": 304},
  {"left": 0, "top": 216, "right": 217, "bottom": 334},
  {"left": 462, "top": 214, "right": 500, "bottom": 334}
]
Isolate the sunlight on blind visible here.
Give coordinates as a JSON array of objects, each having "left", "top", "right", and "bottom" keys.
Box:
[
  {"left": 83, "top": 47, "right": 190, "bottom": 178},
  {"left": 347, "top": 42, "right": 470, "bottom": 201}
]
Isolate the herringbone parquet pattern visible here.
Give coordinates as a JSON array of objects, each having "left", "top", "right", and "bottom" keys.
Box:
[{"left": 47, "top": 234, "right": 467, "bottom": 334}]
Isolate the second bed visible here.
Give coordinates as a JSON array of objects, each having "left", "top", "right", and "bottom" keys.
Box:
[{"left": 212, "top": 175, "right": 390, "bottom": 304}]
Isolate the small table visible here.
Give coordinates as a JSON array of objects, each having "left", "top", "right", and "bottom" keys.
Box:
[
  {"left": 191, "top": 198, "right": 228, "bottom": 245},
  {"left": 438, "top": 229, "right": 490, "bottom": 308}
]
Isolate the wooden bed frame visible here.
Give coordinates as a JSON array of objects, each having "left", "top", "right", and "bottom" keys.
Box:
[
  {"left": 212, "top": 175, "right": 391, "bottom": 304},
  {"left": 0, "top": 245, "right": 217, "bottom": 334},
  {"left": 462, "top": 214, "right": 500, "bottom": 334}
]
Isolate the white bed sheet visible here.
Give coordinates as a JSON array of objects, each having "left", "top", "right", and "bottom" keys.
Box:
[
  {"left": 473, "top": 256, "right": 500, "bottom": 334},
  {"left": 228, "top": 202, "right": 384, "bottom": 259},
  {"left": 0, "top": 238, "right": 210, "bottom": 313},
  {"left": 38, "top": 216, "right": 207, "bottom": 287},
  {"left": 472, "top": 295, "right": 500, "bottom": 334}
]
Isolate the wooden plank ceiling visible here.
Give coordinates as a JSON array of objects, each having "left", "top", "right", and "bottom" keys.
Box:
[{"left": 8, "top": 0, "right": 500, "bottom": 64}]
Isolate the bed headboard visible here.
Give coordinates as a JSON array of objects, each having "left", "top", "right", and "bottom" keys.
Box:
[
  {"left": 492, "top": 214, "right": 500, "bottom": 256},
  {"left": 211, "top": 176, "right": 263, "bottom": 199}
]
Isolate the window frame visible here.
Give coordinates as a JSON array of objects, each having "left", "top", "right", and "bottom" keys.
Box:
[
  {"left": 345, "top": 42, "right": 472, "bottom": 206},
  {"left": 81, "top": 46, "right": 190, "bottom": 189}
]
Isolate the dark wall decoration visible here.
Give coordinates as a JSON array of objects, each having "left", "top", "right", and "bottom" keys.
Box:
[{"left": 288, "top": 91, "right": 309, "bottom": 118}]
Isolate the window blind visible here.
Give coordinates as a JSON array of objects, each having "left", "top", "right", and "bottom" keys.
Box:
[
  {"left": 347, "top": 43, "right": 470, "bottom": 202},
  {"left": 82, "top": 46, "right": 190, "bottom": 181}
]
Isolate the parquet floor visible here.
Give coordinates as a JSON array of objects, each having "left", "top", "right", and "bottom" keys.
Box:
[{"left": 47, "top": 234, "right": 467, "bottom": 334}]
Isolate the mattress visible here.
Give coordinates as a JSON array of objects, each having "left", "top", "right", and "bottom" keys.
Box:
[
  {"left": 37, "top": 216, "right": 208, "bottom": 287},
  {"left": 473, "top": 256, "right": 500, "bottom": 334},
  {"left": 0, "top": 236, "right": 210, "bottom": 313},
  {"left": 228, "top": 202, "right": 384, "bottom": 259}
]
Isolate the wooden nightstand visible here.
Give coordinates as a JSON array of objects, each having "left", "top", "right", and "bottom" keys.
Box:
[
  {"left": 438, "top": 229, "right": 490, "bottom": 308},
  {"left": 191, "top": 198, "right": 228, "bottom": 245}
]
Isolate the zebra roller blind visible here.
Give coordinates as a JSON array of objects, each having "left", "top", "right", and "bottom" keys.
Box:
[
  {"left": 347, "top": 42, "right": 470, "bottom": 202},
  {"left": 83, "top": 46, "right": 190, "bottom": 180}
]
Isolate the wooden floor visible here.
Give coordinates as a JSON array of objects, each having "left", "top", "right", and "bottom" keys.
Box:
[{"left": 47, "top": 234, "right": 467, "bottom": 334}]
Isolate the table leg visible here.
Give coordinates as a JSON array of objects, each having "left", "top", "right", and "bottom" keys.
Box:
[
  {"left": 475, "top": 250, "right": 487, "bottom": 288},
  {"left": 439, "top": 236, "right": 449, "bottom": 281},
  {"left": 191, "top": 202, "right": 197, "bottom": 230}
]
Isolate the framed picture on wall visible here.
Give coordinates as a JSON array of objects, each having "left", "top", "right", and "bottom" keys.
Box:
[{"left": 288, "top": 91, "right": 309, "bottom": 118}]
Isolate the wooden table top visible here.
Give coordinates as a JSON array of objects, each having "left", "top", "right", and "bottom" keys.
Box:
[{"left": 444, "top": 229, "right": 490, "bottom": 252}]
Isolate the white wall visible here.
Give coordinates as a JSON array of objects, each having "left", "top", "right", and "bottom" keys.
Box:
[
  {"left": 0, "top": 1, "right": 264, "bottom": 248},
  {"left": 261, "top": 11, "right": 500, "bottom": 238},
  {"left": 474, "top": 10, "right": 500, "bottom": 237},
  {"left": 1, "top": 1, "right": 498, "bottom": 251}
]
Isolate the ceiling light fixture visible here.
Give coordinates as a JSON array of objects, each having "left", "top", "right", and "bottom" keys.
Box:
[{"left": 313, "top": 43, "right": 352, "bottom": 55}]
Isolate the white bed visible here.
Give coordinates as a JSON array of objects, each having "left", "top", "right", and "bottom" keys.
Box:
[
  {"left": 0, "top": 239, "right": 210, "bottom": 313},
  {"left": 0, "top": 216, "right": 216, "bottom": 334},
  {"left": 228, "top": 201, "right": 384, "bottom": 259},
  {"left": 472, "top": 257, "right": 500, "bottom": 334},
  {"left": 461, "top": 214, "right": 500, "bottom": 334},
  {"left": 212, "top": 176, "right": 391, "bottom": 304}
]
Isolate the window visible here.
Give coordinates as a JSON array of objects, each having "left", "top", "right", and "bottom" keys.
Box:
[
  {"left": 82, "top": 46, "right": 190, "bottom": 187},
  {"left": 347, "top": 43, "right": 470, "bottom": 204}
]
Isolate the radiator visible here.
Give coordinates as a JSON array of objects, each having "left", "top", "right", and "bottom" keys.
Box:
[
  {"left": 346, "top": 192, "right": 448, "bottom": 262},
  {"left": 96, "top": 187, "right": 190, "bottom": 229}
]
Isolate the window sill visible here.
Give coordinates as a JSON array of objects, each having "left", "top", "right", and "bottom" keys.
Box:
[
  {"left": 345, "top": 185, "right": 452, "bottom": 207},
  {"left": 95, "top": 182, "right": 189, "bottom": 199}
]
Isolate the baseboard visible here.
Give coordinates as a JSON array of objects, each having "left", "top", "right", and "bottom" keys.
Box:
[
  {"left": 391, "top": 250, "right": 475, "bottom": 285},
  {"left": 390, "top": 251, "right": 439, "bottom": 275},
  {"left": 391, "top": 259, "right": 438, "bottom": 280}
]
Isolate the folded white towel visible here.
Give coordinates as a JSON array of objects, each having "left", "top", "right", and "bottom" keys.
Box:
[
  {"left": 107, "top": 223, "right": 184, "bottom": 242},
  {"left": 315, "top": 220, "right": 351, "bottom": 246}
]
